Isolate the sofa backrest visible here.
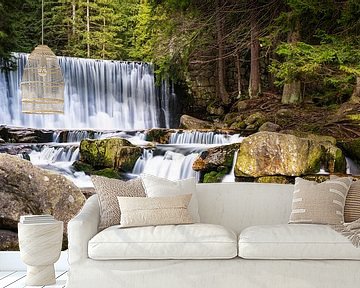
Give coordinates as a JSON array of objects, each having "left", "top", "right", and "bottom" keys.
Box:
[{"left": 196, "top": 182, "right": 294, "bottom": 234}]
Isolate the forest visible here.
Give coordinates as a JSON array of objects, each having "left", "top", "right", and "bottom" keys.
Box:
[{"left": 0, "top": 0, "right": 359, "bottom": 106}]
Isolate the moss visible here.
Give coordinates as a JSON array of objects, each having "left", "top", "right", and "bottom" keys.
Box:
[
  {"left": 72, "top": 161, "right": 93, "bottom": 173},
  {"left": 338, "top": 138, "right": 360, "bottom": 166},
  {"left": 203, "top": 167, "right": 228, "bottom": 183},
  {"left": 79, "top": 138, "right": 140, "bottom": 172},
  {"left": 305, "top": 141, "right": 323, "bottom": 174},
  {"left": 346, "top": 114, "right": 360, "bottom": 121},
  {"left": 145, "top": 129, "right": 171, "bottom": 143},
  {"left": 93, "top": 168, "right": 121, "bottom": 179},
  {"left": 256, "top": 176, "right": 291, "bottom": 184}
]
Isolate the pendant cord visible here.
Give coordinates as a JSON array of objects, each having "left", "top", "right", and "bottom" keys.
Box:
[{"left": 41, "top": 0, "right": 44, "bottom": 45}]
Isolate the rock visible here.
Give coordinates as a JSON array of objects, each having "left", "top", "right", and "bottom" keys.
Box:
[
  {"left": 338, "top": 138, "right": 360, "bottom": 166},
  {"left": 235, "top": 132, "right": 323, "bottom": 177},
  {"left": 79, "top": 138, "right": 142, "bottom": 172},
  {"left": 244, "top": 112, "right": 266, "bottom": 127},
  {"left": 0, "top": 144, "right": 34, "bottom": 155},
  {"left": 207, "top": 103, "right": 225, "bottom": 116},
  {"left": 303, "top": 174, "right": 330, "bottom": 183},
  {"left": 235, "top": 101, "right": 249, "bottom": 111},
  {"left": 230, "top": 120, "right": 246, "bottom": 130},
  {"left": 0, "top": 126, "right": 53, "bottom": 143},
  {"left": 0, "top": 154, "right": 85, "bottom": 249},
  {"left": 276, "top": 108, "right": 293, "bottom": 118},
  {"left": 0, "top": 230, "right": 18, "bottom": 251},
  {"left": 259, "top": 122, "right": 281, "bottom": 132},
  {"left": 322, "top": 143, "right": 346, "bottom": 173},
  {"left": 280, "top": 130, "right": 337, "bottom": 145},
  {"left": 145, "top": 129, "right": 173, "bottom": 144},
  {"left": 223, "top": 113, "right": 240, "bottom": 126},
  {"left": 179, "top": 115, "right": 214, "bottom": 129},
  {"left": 193, "top": 143, "right": 241, "bottom": 172},
  {"left": 0, "top": 137, "right": 5, "bottom": 144},
  {"left": 203, "top": 169, "right": 228, "bottom": 183},
  {"left": 255, "top": 176, "right": 291, "bottom": 184}
]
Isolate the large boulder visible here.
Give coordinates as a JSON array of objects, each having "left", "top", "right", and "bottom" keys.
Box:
[
  {"left": 145, "top": 128, "right": 173, "bottom": 144},
  {"left": 179, "top": 115, "right": 214, "bottom": 129},
  {"left": 0, "top": 154, "right": 85, "bottom": 250},
  {"left": 79, "top": 138, "right": 142, "bottom": 172},
  {"left": 235, "top": 132, "right": 324, "bottom": 177}
]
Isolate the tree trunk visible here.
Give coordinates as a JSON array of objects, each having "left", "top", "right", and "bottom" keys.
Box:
[
  {"left": 282, "top": 20, "right": 302, "bottom": 104},
  {"left": 215, "top": 0, "right": 230, "bottom": 105},
  {"left": 235, "top": 51, "right": 242, "bottom": 99},
  {"left": 248, "top": 9, "right": 261, "bottom": 98},
  {"left": 350, "top": 76, "right": 360, "bottom": 103},
  {"left": 72, "top": 1, "right": 76, "bottom": 35}
]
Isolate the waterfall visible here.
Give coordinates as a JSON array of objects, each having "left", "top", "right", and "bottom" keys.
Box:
[
  {"left": 132, "top": 149, "right": 199, "bottom": 180},
  {"left": 0, "top": 53, "right": 175, "bottom": 129},
  {"left": 222, "top": 150, "right": 238, "bottom": 182},
  {"left": 169, "top": 131, "right": 242, "bottom": 144},
  {"left": 30, "top": 145, "right": 80, "bottom": 164},
  {"left": 346, "top": 157, "right": 360, "bottom": 175}
]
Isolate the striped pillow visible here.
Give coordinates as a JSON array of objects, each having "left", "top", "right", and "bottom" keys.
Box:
[
  {"left": 289, "top": 177, "right": 352, "bottom": 225},
  {"left": 344, "top": 180, "right": 360, "bottom": 223}
]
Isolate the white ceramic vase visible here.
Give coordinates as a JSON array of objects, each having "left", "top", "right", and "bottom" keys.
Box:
[{"left": 18, "top": 221, "right": 63, "bottom": 286}]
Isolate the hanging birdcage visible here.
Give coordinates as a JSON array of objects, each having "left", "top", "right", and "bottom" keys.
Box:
[{"left": 21, "top": 45, "right": 64, "bottom": 114}]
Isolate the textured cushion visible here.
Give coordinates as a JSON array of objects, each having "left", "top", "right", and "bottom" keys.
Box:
[
  {"left": 238, "top": 224, "right": 360, "bottom": 260},
  {"left": 140, "top": 174, "right": 200, "bottom": 222},
  {"left": 289, "top": 177, "right": 352, "bottom": 225},
  {"left": 331, "top": 176, "right": 360, "bottom": 222},
  {"left": 88, "top": 223, "right": 237, "bottom": 260},
  {"left": 91, "top": 176, "right": 146, "bottom": 229},
  {"left": 345, "top": 180, "right": 360, "bottom": 222},
  {"left": 118, "top": 194, "right": 193, "bottom": 228}
]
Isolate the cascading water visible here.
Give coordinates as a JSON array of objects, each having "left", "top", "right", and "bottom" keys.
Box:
[
  {"left": 0, "top": 53, "right": 175, "bottom": 129},
  {"left": 169, "top": 131, "right": 242, "bottom": 144}
]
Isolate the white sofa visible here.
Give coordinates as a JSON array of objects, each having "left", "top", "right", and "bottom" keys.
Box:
[{"left": 66, "top": 182, "right": 360, "bottom": 288}]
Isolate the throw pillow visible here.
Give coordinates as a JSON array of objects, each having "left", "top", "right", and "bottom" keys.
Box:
[
  {"left": 345, "top": 180, "right": 360, "bottom": 222},
  {"left": 91, "top": 175, "right": 146, "bottom": 229},
  {"left": 330, "top": 176, "right": 360, "bottom": 223},
  {"left": 289, "top": 177, "right": 352, "bottom": 225},
  {"left": 140, "top": 174, "right": 200, "bottom": 222},
  {"left": 118, "top": 194, "right": 194, "bottom": 228}
]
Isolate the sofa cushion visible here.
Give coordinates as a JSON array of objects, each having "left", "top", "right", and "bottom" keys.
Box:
[
  {"left": 88, "top": 223, "right": 237, "bottom": 260},
  {"left": 140, "top": 174, "right": 200, "bottom": 222},
  {"left": 238, "top": 224, "right": 360, "bottom": 260}
]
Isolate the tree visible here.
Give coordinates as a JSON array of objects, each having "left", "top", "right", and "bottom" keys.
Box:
[{"left": 248, "top": 1, "right": 261, "bottom": 98}]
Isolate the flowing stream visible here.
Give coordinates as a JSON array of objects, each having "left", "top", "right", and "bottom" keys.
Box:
[{"left": 24, "top": 130, "right": 243, "bottom": 188}]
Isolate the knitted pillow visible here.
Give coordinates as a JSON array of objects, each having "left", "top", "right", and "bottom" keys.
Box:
[
  {"left": 289, "top": 177, "right": 352, "bottom": 225},
  {"left": 91, "top": 175, "right": 146, "bottom": 229}
]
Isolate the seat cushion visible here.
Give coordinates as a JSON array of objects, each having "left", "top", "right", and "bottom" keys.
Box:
[
  {"left": 89, "top": 223, "right": 237, "bottom": 260},
  {"left": 238, "top": 224, "right": 360, "bottom": 260}
]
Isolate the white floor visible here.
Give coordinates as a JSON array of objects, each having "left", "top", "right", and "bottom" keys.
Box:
[{"left": 0, "top": 251, "right": 69, "bottom": 288}]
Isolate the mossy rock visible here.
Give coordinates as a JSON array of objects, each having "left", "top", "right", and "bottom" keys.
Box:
[
  {"left": 72, "top": 160, "right": 94, "bottom": 173},
  {"left": 203, "top": 167, "right": 228, "bottom": 183},
  {"left": 223, "top": 112, "right": 239, "bottom": 125},
  {"left": 145, "top": 128, "right": 172, "bottom": 144},
  {"left": 230, "top": 120, "right": 246, "bottom": 130},
  {"left": 303, "top": 174, "right": 330, "bottom": 183},
  {"left": 79, "top": 138, "right": 142, "bottom": 172},
  {"left": 235, "top": 132, "right": 323, "bottom": 177},
  {"left": 92, "top": 168, "right": 121, "bottom": 179},
  {"left": 338, "top": 138, "right": 360, "bottom": 166},
  {"left": 244, "top": 112, "right": 266, "bottom": 127},
  {"left": 321, "top": 143, "right": 346, "bottom": 173},
  {"left": 346, "top": 114, "right": 360, "bottom": 121},
  {"left": 255, "top": 176, "right": 292, "bottom": 184}
]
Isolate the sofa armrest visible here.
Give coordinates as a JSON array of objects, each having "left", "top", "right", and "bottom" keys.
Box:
[{"left": 68, "top": 195, "right": 100, "bottom": 264}]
